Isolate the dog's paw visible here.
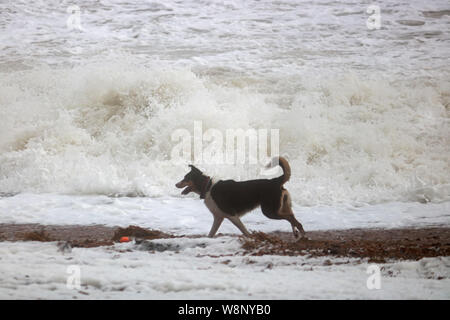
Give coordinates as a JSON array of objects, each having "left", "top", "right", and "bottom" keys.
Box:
[{"left": 293, "top": 228, "right": 307, "bottom": 239}]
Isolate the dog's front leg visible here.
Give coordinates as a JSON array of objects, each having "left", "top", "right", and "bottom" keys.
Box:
[
  {"left": 227, "top": 216, "right": 251, "bottom": 237},
  {"left": 208, "top": 216, "right": 224, "bottom": 238}
]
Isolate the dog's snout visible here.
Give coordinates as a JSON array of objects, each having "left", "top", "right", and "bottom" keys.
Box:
[{"left": 175, "top": 180, "right": 187, "bottom": 188}]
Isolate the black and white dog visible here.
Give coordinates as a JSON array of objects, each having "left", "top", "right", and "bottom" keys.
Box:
[{"left": 175, "top": 157, "right": 306, "bottom": 238}]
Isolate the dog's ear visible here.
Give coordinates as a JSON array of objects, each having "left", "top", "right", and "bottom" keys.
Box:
[{"left": 188, "top": 165, "right": 202, "bottom": 173}]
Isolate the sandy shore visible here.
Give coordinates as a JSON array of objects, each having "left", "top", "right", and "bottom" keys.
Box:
[{"left": 0, "top": 223, "right": 448, "bottom": 262}]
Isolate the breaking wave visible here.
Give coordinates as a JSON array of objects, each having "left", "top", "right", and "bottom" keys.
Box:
[{"left": 0, "top": 58, "right": 449, "bottom": 205}]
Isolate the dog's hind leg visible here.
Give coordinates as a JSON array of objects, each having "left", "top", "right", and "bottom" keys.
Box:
[
  {"left": 278, "top": 191, "right": 306, "bottom": 239},
  {"left": 285, "top": 215, "right": 306, "bottom": 239},
  {"left": 227, "top": 216, "right": 251, "bottom": 237},
  {"left": 208, "top": 216, "right": 224, "bottom": 238}
]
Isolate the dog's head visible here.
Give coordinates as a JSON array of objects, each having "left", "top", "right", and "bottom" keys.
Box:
[{"left": 175, "top": 165, "right": 207, "bottom": 196}]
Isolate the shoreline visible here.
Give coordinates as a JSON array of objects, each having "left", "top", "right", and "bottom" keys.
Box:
[{"left": 0, "top": 223, "right": 449, "bottom": 262}]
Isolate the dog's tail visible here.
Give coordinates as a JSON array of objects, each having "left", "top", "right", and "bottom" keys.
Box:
[{"left": 266, "top": 156, "right": 291, "bottom": 185}]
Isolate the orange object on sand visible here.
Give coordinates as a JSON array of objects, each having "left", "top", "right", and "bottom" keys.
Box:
[{"left": 119, "top": 236, "right": 131, "bottom": 243}]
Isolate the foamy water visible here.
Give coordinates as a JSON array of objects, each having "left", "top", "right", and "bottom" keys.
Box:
[{"left": 0, "top": 0, "right": 449, "bottom": 206}]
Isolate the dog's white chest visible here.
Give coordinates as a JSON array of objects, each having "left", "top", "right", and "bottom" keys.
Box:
[{"left": 203, "top": 182, "right": 227, "bottom": 218}]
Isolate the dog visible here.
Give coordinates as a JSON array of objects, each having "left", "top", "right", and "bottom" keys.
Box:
[{"left": 175, "top": 157, "right": 306, "bottom": 238}]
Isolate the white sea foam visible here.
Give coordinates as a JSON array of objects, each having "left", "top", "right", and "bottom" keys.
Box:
[{"left": 0, "top": 241, "right": 449, "bottom": 299}]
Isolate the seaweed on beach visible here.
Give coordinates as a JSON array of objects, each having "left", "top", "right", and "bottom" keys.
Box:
[
  {"left": 21, "top": 230, "right": 53, "bottom": 242},
  {"left": 112, "top": 225, "right": 174, "bottom": 242},
  {"left": 239, "top": 228, "right": 450, "bottom": 263}
]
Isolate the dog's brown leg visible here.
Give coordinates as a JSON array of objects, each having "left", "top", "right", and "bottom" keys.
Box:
[
  {"left": 285, "top": 215, "right": 306, "bottom": 238},
  {"left": 227, "top": 216, "right": 251, "bottom": 237},
  {"left": 278, "top": 190, "right": 306, "bottom": 238},
  {"left": 208, "top": 216, "right": 224, "bottom": 238}
]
